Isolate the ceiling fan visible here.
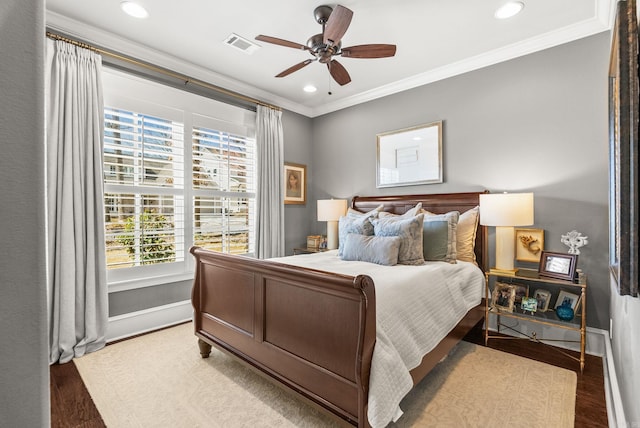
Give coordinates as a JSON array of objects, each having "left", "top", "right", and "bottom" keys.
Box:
[{"left": 255, "top": 4, "right": 396, "bottom": 86}]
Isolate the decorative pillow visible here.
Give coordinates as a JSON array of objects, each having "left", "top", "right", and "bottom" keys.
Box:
[
  {"left": 372, "top": 213, "right": 425, "bottom": 265},
  {"left": 338, "top": 215, "right": 374, "bottom": 256},
  {"left": 347, "top": 204, "right": 384, "bottom": 218},
  {"left": 422, "top": 220, "right": 451, "bottom": 262},
  {"left": 377, "top": 202, "right": 423, "bottom": 218},
  {"left": 422, "top": 211, "right": 459, "bottom": 263},
  {"left": 341, "top": 233, "right": 401, "bottom": 266},
  {"left": 456, "top": 206, "right": 480, "bottom": 264}
]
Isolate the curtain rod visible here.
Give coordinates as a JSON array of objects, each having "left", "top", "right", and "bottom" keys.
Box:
[{"left": 46, "top": 31, "right": 281, "bottom": 111}]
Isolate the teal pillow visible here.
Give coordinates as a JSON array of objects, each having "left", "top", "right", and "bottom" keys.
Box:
[
  {"left": 341, "top": 233, "right": 401, "bottom": 266},
  {"left": 422, "top": 211, "right": 459, "bottom": 263},
  {"left": 422, "top": 220, "right": 450, "bottom": 262}
]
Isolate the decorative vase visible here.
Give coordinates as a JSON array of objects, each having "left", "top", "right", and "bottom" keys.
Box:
[{"left": 556, "top": 301, "right": 575, "bottom": 321}]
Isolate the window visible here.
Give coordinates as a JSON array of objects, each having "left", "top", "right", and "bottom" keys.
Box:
[
  {"left": 192, "top": 126, "right": 255, "bottom": 255},
  {"left": 102, "top": 69, "right": 256, "bottom": 285},
  {"left": 104, "top": 108, "right": 185, "bottom": 269}
]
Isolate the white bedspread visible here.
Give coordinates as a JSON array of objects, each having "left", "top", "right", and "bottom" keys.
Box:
[{"left": 269, "top": 250, "right": 484, "bottom": 428}]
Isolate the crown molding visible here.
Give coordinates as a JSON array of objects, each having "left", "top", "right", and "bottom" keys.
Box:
[
  {"left": 45, "top": 11, "right": 313, "bottom": 117},
  {"left": 47, "top": 1, "right": 614, "bottom": 119},
  {"left": 310, "top": 2, "right": 614, "bottom": 117}
]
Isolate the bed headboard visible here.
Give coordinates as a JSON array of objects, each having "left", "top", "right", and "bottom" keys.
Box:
[{"left": 351, "top": 191, "right": 489, "bottom": 272}]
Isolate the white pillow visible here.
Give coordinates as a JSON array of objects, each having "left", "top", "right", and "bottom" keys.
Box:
[
  {"left": 456, "top": 206, "right": 480, "bottom": 264},
  {"left": 347, "top": 204, "right": 384, "bottom": 218},
  {"left": 377, "top": 202, "right": 423, "bottom": 218}
]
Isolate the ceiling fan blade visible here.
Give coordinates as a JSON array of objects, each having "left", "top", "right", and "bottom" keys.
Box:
[
  {"left": 255, "top": 35, "right": 309, "bottom": 51},
  {"left": 323, "top": 5, "right": 353, "bottom": 47},
  {"left": 327, "top": 60, "right": 351, "bottom": 86},
  {"left": 341, "top": 44, "right": 397, "bottom": 59},
  {"left": 276, "top": 59, "right": 315, "bottom": 78}
]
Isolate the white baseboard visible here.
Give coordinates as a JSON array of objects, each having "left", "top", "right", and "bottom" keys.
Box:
[
  {"left": 106, "top": 300, "right": 193, "bottom": 343},
  {"left": 603, "top": 335, "right": 627, "bottom": 428}
]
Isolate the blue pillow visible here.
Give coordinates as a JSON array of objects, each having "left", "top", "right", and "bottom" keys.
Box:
[
  {"left": 338, "top": 215, "right": 374, "bottom": 256},
  {"left": 341, "top": 233, "right": 401, "bottom": 266},
  {"left": 372, "top": 214, "right": 425, "bottom": 265}
]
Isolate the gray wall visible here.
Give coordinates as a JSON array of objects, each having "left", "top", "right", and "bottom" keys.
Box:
[
  {"left": 282, "top": 110, "right": 315, "bottom": 255},
  {"left": 311, "top": 33, "right": 610, "bottom": 330},
  {"left": 610, "top": 278, "right": 640, "bottom": 425},
  {"left": 0, "top": 0, "right": 50, "bottom": 426}
]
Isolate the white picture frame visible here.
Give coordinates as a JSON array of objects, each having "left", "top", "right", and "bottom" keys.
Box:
[{"left": 376, "top": 121, "right": 443, "bottom": 188}]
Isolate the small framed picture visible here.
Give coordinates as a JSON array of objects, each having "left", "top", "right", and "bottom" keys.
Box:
[
  {"left": 515, "top": 228, "right": 545, "bottom": 262},
  {"left": 284, "top": 162, "right": 306, "bottom": 205},
  {"left": 533, "top": 289, "right": 551, "bottom": 312},
  {"left": 513, "top": 284, "right": 528, "bottom": 304},
  {"left": 521, "top": 296, "right": 537, "bottom": 313},
  {"left": 555, "top": 290, "right": 581, "bottom": 311},
  {"left": 492, "top": 282, "right": 516, "bottom": 313},
  {"left": 538, "top": 251, "right": 578, "bottom": 281}
]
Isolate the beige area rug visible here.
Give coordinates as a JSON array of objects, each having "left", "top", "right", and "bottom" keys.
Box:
[{"left": 74, "top": 323, "right": 576, "bottom": 427}]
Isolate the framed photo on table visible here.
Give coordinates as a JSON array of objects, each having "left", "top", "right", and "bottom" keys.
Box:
[
  {"left": 555, "top": 290, "right": 581, "bottom": 312},
  {"left": 491, "top": 282, "right": 516, "bottom": 313},
  {"left": 538, "top": 251, "right": 577, "bottom": 281},
  {"left": 284, "top": 162, "right": 306, "bottom": 205}
]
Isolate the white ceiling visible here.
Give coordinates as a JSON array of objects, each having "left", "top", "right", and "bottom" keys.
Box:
[{"left": 46, "top": 0, "right": 614, "bottom": 117}]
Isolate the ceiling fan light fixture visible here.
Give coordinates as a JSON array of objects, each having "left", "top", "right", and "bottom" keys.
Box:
[
  {"left": 120, "top": 1, "right": 149, "bottom": 19},
  {"left": 303, "top": 85, "right": 317, "bottom": 93},
  {"left": 495, "top": 1, "right": 524, "bottom": 19}
]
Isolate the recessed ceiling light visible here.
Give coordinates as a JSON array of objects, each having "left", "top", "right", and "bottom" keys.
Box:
[
  {"left": 121, "top": 1, "right": 149, "bottom": 19},
  {"left": 495, "top": 1, "right": 524, "bottom": 19},
  {"left": 303, "top": 85, "right": 317, "bottom": 93}
]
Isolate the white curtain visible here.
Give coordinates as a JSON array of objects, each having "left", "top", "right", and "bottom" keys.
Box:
[
  {"left": 45, "top": 39, "right": 108, "bottom": 364},
  {"left": 255, "top": 105, "right": 285, "bottom": 258}
]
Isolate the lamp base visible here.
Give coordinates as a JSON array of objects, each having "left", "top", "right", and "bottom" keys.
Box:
[
  {"left": 326, "top": 220, "right": 339, "bottom": 250},
  {"left": 494, "top": 226, "right": 516, "bottom": 272}
]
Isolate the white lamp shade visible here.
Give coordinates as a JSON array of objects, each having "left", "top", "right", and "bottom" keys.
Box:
[
  {"left": 317, "top": 199, "right": 347, "bottom": 221},
  {"left": 479, "top": 193, "right": 534, "bottom": 226}
]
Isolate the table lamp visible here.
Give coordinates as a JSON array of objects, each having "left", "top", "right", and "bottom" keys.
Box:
[
  {"left": 479, "top": 192, "right": 534, "bottom": 273},
  {"left": 317, "top": 199, "right": 347, "bottom": 250}
]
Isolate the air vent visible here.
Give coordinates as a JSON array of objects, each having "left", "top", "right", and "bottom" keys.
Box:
[{"left": 224, "top": 33, "right": 260, "bottom": 54}]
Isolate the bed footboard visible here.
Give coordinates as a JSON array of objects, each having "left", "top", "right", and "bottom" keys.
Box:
[{"left": 190, "top": 246, "right": 376, "bottom": 426}]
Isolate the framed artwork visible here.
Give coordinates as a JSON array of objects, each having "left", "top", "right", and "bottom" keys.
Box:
[
  {"left": 521, "top": 297, "right": 537, "bottom": 313},
  {"left": 284, "top": 162, "right": 306, "bottom": 205},
  {"left": 491, "top": 282, "right": 516, "bottom": 313},
  {"left": 555, "top": 290, "right": 581, "bottom": 312},
  {"left": 513, "top": 284, "right": 528, "bottom": 304},
  {"left": 533, "top": 289, "right": 551, "bottom": 312},
  {"left": 608, "top": 0, "right": 639, "bottom": 297},
  {"left": 376, "top": 120, "right": 443, "bottom": 188},
  {"left": 515, "top": 228, "right": 544, "bottom": 263},
  {"left": 538, "top": 251, "right": 577, "bottom": 281}
]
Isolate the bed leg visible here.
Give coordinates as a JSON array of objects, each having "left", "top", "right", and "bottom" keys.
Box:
[{"left": 198, "top": 339, "right": 212, "bottom": 358}]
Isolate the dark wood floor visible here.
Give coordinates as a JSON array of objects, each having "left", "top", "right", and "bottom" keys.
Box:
[{"left": 50, "top": 323, "right": 609, "bottom": 427}]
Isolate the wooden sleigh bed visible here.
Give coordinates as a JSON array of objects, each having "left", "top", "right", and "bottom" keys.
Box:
[{"left": 190, "top": 192, "right": 488, "bottom": 427}]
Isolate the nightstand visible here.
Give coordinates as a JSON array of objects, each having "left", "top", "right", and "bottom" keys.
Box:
[
  {"left": 293, "top": 247, "right": 328, "bottom": 255},
  {"left": 485, "top": 268, "right": 587, "bottom": 372}
]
